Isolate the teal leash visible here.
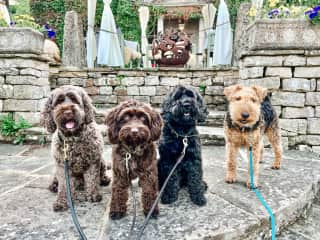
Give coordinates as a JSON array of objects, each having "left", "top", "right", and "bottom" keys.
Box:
[{"left": 249, "top": 145, "right": 276, "bottom": 240}]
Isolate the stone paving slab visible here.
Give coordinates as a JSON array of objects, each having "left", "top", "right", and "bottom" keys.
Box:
[{"left": 0, "top": 144, "right": 319, "bottom": 240}]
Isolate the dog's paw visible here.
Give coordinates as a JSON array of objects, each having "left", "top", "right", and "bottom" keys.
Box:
[
  {"left": 144, "top": 208, "right": 159, "bottom": 219},
  {"left": 271, "top": 162, "right": 281, "bottom": 170},
  {"left": 87, "top": 192, "right": 102, "bottom": 202},
  {"left": 100, "top": 175, "right": 111, "bottom": 186},
  {"left": 110, "top": 211, "right": 126, "bottom": 220},
  {"left": 225, "top": 175, "right": 236, "bottom": 184},
  {"left": 161, "top": 194, "right": 178, "bottom": 205},
  {"left": 246, "top": 181, "right": 259, "bottom": 189},
  {"left": 53, "top": 201, "right": 68, "bottom": 211},
  {"left": 190, "top": 195, "right": 207, "bottom": 206},
  {"left": 48, "top": 181, "right": 58, "bottom": 193}
]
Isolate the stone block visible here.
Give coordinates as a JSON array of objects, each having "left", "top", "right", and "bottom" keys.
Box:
[
  {"left": 307, "top": 118, "right": 320, "bottom": 134},
  {"left": 307, "top": 56, "right": 320, "bottom": 66},
  {"left": 117, "top": 96, "right": 132, "bottom": 103},
  {"left": 179, "top": 78, "right": 192, "bottom": 85},
  {"left": 306, "top": 92, "right": 320, "bottom": 106},
  {"left": 0, "top": 58, "right": 49, "bottom": 71},
  {"left": 318, "top": 80, "right": 320, "bottom": 91},
  {"left": 265, "top": 67, "right": 292, "bottom": 78},
  {"left": 239, "top": 67, "right": 264, "bottom": 79},
  {"left": 13, "top": 85, "right": 44, "bottom": 99},
  {"left": 282, "top": 107, "right": 314, "bottom": 119},
  {"left": 133, "top": 96, "right": 150, "bottom": 103},
  {"left": 0, "top": 76, "right": 4, "bottom": 84},
  {"left": 205, "top": 86, "right": 224, "bottom": 96},
  {"left": 294, "top": 67, "right": 320, "bottom": 78},
  {"left": 113, "top": 86, "right": 127, "bottom": 96},
  {"left": 0, "top": 68, "right": 19, "bottom": 76},
  {"left": 239, "top": 77, "right": 280, "bottom": 90},
  {"left": 3, "top": 99, "right": 38, "bottom": 112},
  {"left": 282, "top": 78, "right": 313, "bottom": 92},
  {"left": 271, "top": 92, "right": 305, "bottom": 107},
  {"left": 160, "top": 77, "right": 180, "bottom": 86},
  {"left": 14, "top": 112, "right": 40, "bottom": 126},
  {"left": 284, "top": 55, "right": 306, "bottom": 66},
  {"left": 0, "top": 85, "right": 13, "bottom": 98},
  {"left": 151, "top": 96, "right": 165, "bottom": 104},
  {"left": 69, "top": 78, "right": 84, "bottom": 86},
  {"left": 122, "top": 77, "right": 144, "bottom": 86},
  {"left": 20, "top": 68, "right": 42, "bottom": 78},
  {"left": 6, "top": 76, "right": 38, "bottom": 85},
  {"left": 279, "top": 119, "right": 307, "bottom": 136},
  {"left": 293, "top": 135, "right": 320, "bottom": 146},
  {"left": 156, "top": 86, "right": 170, "bottom": 95},
  {"left": 312, "top": 146, "right": 320, "bottom": 155},
  {"left": 316, "top": 107, "right": 320, "bottom": 117},
  {"left": 59, "top": 71, "right": 88, "bottom": 78},
  {"left": 145, "top": 76, "right": 159, "bottom": 85},
  {"left": 273, "top": 106, "right": 281, "bottom": 117},
  {"left": 242, "top": 56, "right": 284, "bottom": 67},
  {"left": 192, "top": 77, "right": 212, "bottom": 86},
  {"left": 92, "top": 95, "right": 117, "bottom": 104},
  {"left": 94, "top": 78, "right": 107, "bottom": 86},
  {"left": 57, "top": 78, "right": 70, "bottom": 86},
  {"left": 127, "top": 86, "right": 139, "bottom": 96},
  {"left": 0, "top": 99, "right": 2, "bottom": 111},
  {"left": 107, "top": 77, "right": 120, "bottom": 86},
  {"left": 99, "top": 86, "right": 112, "bottom": 95},
  {"left": 139, "top": 86, "right": 156, "bottom": 96},
  {"left": 204, "top": 96, "right": 214, "bottom": 104},
  {"left": 37, "top": 98, "right": 47, "bottom": 111},
  {"left": 85, "top": 86, "right": 99, "bottom": 96},
  {"left": 212, "top": 95, "right": 227, "bottom": 105},
  {"left": 84, "top": 79, "right": 94, "bottom": 87}
]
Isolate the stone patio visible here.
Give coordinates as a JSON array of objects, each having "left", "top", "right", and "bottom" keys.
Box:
[{"left": 0, "top": 144, "right": 319, "bottom": 240}]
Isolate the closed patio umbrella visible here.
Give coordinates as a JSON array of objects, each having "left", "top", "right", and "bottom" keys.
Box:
[
  {"left": 87, "top": 0, "right": 97, "bottom": 68},
  {"left": 97, "top": 0, "right": 124, "bottom": 66},
  {"left": 213, "top": 0, "right": 233, "bottom": 65},
  {"left": 139, "top": 6, "right": 149, "bottom": 68},
  {"left": 0, "top": 0, "right": 10, "bottom": 25}
]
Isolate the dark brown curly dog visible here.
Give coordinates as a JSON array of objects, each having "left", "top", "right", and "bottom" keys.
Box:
[
  {"left": 105, "top": 100, "right": 162, "bottom": 220},
  {"left": 41, "top": 85, "right": 110, "bottom": 211}
]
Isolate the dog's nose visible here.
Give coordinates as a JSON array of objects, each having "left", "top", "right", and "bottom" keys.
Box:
[
  {"left": 131, "top": 128, "right": 139, "bottom": 134},
  {"left": 64, "top": 110, "right": 73, "bottom": 118},
  {"left": 241, "top": 112, "right": 250, "bottom": 119}
]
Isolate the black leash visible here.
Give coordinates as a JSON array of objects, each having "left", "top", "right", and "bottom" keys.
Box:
[
  {"left": 136, "top": 137, "right": 189, "bottom": 240},
  {"left": 63, "top": 140, "right": 88, "bottom": 240}
]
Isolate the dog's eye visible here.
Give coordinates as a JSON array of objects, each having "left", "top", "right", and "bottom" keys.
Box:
[
  {"left": 235, "top": 96, "right": 241, "bottom": 101},
  {"left": 55, "top": 96, "right": 65, "bottom": 105},
  {"left": 185, "top": 90, "right": 195, "bottom": 98},
  {"left": 251, "top": 98, "right": 257, "bottom": 103}
]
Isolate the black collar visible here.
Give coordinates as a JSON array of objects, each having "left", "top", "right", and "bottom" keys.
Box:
[{"left": 226, "top": 112, "right": 261, "bottom": 132}]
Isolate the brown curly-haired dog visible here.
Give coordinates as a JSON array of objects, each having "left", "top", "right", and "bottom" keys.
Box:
[
  {"left": 41, "top": 85, "right": 110, "bottom": 211},
  {"left": 105, "top": 100, "right": 162, "bottom": 220},
  {"left": 224, "top": 84, "right": 282, "bottom": 189}
]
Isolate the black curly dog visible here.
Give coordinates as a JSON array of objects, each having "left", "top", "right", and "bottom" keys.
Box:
[{"left": 158, "top": 85, "right": 208, "bottom": 206}]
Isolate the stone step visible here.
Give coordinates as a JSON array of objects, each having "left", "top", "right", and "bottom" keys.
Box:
[
  {"left": 18, "top": 125, "right": 226, "bottom": 146},
  {"left": 95, "top": 107, "right": 225, "bottom": 127}
]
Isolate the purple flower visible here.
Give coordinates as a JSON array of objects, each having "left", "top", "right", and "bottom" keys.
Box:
[
  {"left": 305, "top": 10, "right": 314, "bottom": 15},
  {"left": 268, "top": 9, "right": 280, "bottom": 18},
  {"left": 309, "top": 11, "right": 318, "bottom": 19},
  {"left": 313, "top": 6, "right": 320, "bottom": 12}
]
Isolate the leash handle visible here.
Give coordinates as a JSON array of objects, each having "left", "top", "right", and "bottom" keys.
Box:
[{"left": 249, "top": 145, "right": 276, "bottom": 240}]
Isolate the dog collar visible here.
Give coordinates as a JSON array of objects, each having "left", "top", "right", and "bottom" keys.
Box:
[
  {"left": 226, "top": 112, "right": 261, "bottom": 132},
  {"left": 167, "top": 123, "right": 198, "bottom": 138},
  {"left": 120, "top": 142, "right": 151, "bottom": 157}
]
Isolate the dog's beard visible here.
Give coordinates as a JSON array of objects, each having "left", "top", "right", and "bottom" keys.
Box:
[
  {"left": 54, "top": 110, "right": 84, "bottom": 136},
  {"left": 171, "top": 102, "right": 197, "bottom": 124}
]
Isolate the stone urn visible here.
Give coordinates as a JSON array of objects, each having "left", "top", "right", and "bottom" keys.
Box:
[
  {"left": 247, "top": 19, "right": 320, "bottom": 51},
  {"left": 0, "top": 27, "right": 44, "bottom": 54}
]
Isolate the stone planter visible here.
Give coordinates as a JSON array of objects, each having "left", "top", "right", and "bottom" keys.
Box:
[
  {"left": 247, "top": 19, "right": 320, "bottom": 50},
  {"left": 0, "top": 27, "right": 44, "bottom": 54}
]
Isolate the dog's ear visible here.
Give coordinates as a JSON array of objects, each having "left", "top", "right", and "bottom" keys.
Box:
[
  {"left": 105, "top": 107, "right": 119, "bottom": 144},
  {"left": 148, "top": 107, "right": 163, "bottom": 141},
  {"left": 224, "top": 84, "right": 243, "bottom": 100},
  {"left": 81, "top": 89, "right": 95, "bottom": 124},
  {"left": 251, "top": 85, "right": 268, "bottom": 102},
  {"left": 161, "top": 87, "right": 176, "bottom": 122},
  {"left": 40, "top": 92, "right": 57, "bottom": 133},
  {"left": 195, "top": 89, "right": 208, "bottom": 122}
]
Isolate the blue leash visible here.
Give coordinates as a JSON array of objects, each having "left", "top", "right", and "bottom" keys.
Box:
[{"left": 249, "top": 145, "right": 276, "bottom": 240}]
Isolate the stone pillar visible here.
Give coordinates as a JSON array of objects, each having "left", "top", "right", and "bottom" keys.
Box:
[
  {"left": 239, "top": 19, "right": 320, "bottom": 153},
  {"left": 62, "top": 11, "right": 86, "bottom": 67},
  {"left": 0, "top": 28, "right": 50, "bottom": 126}
]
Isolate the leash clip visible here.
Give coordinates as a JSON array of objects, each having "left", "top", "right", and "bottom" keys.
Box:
[
  {"left": 182, "top": 137, "right": 188, "bottom": 155},
  {"left": 63, "top": 140, "right": 69, "bottom": 161},
  {"left": 125, "top": 152, "right": 131, "bottom": 175}
]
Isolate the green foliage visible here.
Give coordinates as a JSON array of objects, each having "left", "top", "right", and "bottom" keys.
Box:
[
  {"left": 0, "top": 114, "right": 31, "bottom": 145},
  {"left": 225, "top": 0, "right": 250, "bottom": 29},
  {"left": 13, "top": 14, "right": 42, "bottom": 31},
  {"left": 15, "top": 0, "right": 31, "bottom": 15}
]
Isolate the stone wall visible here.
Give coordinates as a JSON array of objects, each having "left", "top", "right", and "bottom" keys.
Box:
[
  {"left": 239, "top": 50, "right": 320, "bottom": 153},
  {"left": 50, "top": 67, "right": 239, "bottom": 110},
  {"left": 0, "top": 28, "right": 50, "bottom": 127}
]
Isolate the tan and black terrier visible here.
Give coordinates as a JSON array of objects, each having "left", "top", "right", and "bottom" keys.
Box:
[
  {"left": 105, "top": 100, "right": 162, "bottom": 220},
  {"left": 223, "top": 84, "right": 282, "bottom": 188}
]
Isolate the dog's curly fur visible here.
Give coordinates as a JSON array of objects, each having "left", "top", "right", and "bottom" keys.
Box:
[
  {"left": 158, "top": 85, "right": 208, "bottom": 206},
  {"left": 41, "top": 85, "right": 110, "bottom": 211},
  {"left": 224, "top": 84, "right": 282, "bottom": 189},
  {"left": 105, "top": 100, "right": 162, "bottom": 220}
]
